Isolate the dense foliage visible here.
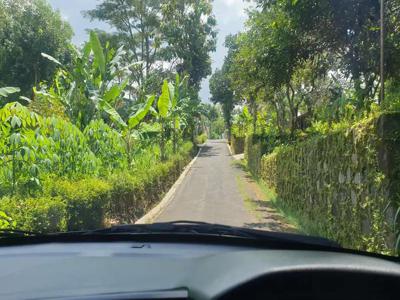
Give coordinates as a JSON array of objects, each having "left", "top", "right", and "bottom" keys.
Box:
[
  {"left": 0, "top": 0, "right": 73, "bottom": 97},
  {"left": 85, "top": 0, "right": 217, "bottom": 99},
  {"left": 211, "top": 0, "right": 400, "bottom": 139},
  {"left": 0, "top": 0, "right": 219, "bottom": 231},
  {"left": 208, "top": 0, "right": 400, "bottom": 254}
]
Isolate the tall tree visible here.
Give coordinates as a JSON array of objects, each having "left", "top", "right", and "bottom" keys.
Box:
[
  {"left": 256, "top": 0, "right": 400, "bottom": 106},
  {"left": 85, "top": 0, "right": 163, "bottom": 99},
  {"left": 161, "top": 0, "right": 217, "bottom": 91},
  {"left": 209, "top": 35, "right": 240, "bottom": 139},
  {"left": 0, "top": 0, "right": 73, "bottom": 96},
  {"left": 86, "top": 0, "right": 217, "bottom": 97},
  {"left": 209, "top": 69, "right": 235, "bottom": 140}
]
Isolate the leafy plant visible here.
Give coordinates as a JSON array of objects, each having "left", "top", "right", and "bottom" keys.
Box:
[
  {"left": 0, "top": 87, "right": 20, "bottom": 99},
  {"left": 40, "top": 117, "right": 100, "bottom": 177},
  {"left": 0, "top": 102, "right": 42, "bottom": 195},
  {"left": 40, "top": 31, "right": 129, "bottom": 129},
  {"left": 84, "top": 119, "right": 127, "bottom": 172},
  {"left": 0, "top": 210, "right": 16, "bottom": 229}
]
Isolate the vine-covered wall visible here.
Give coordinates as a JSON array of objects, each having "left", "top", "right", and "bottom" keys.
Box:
[{"left": 259, "top": 113, "right": 400, "bottom": 254}]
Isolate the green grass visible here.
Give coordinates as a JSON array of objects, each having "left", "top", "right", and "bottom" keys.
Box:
[
  {"left": 236, "top": 159, "right": 337, "bottom": 238},
  {"left": 255, "top": 177, "right": 334, "bottom": 238},
  {"left": 233, "top": 159, "right": 299, "bottom": 230},
  {"left": 233, "top": 159, "right": 325, "bottom": 235},
  {"left": 235, "top": 174, "right": 261, "bottom": 219}
]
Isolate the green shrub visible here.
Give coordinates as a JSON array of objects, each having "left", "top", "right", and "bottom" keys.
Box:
[
  {"left": 0, "top": 103, "right": 102, "bottom": 196},
  {"left": 245, "top": 135, "right": 263, "bottom": 177},
  {"left": 84, "top": 119, "right": 128, "bottom": 172},
  {"left": 0, "top": 210, "right": 16, "bottom": 229},
  {"left": 231, "top": 135, "right": 245, "bottom": 154},
  {"left": 107, "top": 171, "right": 148, "bottom": 223},
  {"left": 195, "top": 133, "right": 207, "bottom": 144},
  {"left": 0, "top": 141, "right": 194, "bottom": 232},
  {"left": 0, "top": 102, "right": 43, "bottom": 195},
  {"left": 46, "top": 178, "right": 111, "bottom": 231},
  {"left": 0, "top": 196, "right": 66, "bottom": 232},
  {"left": 107, "top": 142, "right": 193, "bottom": 223},
  {"left": 41, "top": 117, "right": 100, "bottom": 177},
  {"left": 130, "top": 143, "right": 162, "bottom": 172},
  {"left": 260, "top": 152, "right": 277, "bottom": 189},
  {"left": 179, "top": 141, "right": 195, "bottom": 156}
]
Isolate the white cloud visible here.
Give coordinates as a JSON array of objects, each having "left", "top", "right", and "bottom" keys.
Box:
[
  {"left": 221, "top": 0, "right": 236, "bottom": 6},
  {"left": 219, "top": 0, "right": 251, "bottom": 17}
]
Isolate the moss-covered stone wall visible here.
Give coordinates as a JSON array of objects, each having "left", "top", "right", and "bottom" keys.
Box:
[{"left": 259, "top": 113, "right": 400, "bottom": 254}]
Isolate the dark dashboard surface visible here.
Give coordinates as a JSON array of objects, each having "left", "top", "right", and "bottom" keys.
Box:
[{"left": 0, "top": 242, "right": 399, "bottom": 299}]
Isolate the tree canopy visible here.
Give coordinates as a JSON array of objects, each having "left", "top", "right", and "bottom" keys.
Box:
[
  {"left": 0, "top": 0, "right": 73, "bottom": 96},
  {"left": 86, "top": 0, "right": 217, "bottom": 98},
  {"left": 212, "top": 0, "right": 400, "bottom": 138}
]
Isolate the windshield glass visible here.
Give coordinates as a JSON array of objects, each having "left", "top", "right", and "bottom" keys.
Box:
[{"left": 0, "top": 0, "right": 399, "bottom": 257}]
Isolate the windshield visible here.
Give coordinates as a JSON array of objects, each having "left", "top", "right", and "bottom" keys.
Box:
[{"left": 0, "top": 0, "right": 399, "bottom": 257}]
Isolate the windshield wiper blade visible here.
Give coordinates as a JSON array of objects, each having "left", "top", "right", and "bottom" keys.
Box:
[
  {"left": 66, "top": 221, "right": 340, "bottom": 249},
  {"left": 165, "top": 221, "right": 341, "bottom": 248},
  {"left": 0, "top": 222, "right": 340, "bottom": 250}
]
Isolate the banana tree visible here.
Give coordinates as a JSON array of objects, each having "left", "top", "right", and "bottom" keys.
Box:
[
  {"left": 40, "top": 31, "right": 131, "bottom": 129},
  {"left": 146, "top": 74, "right": 198, "bottom": 160},
  {"left": 0, "top": 87, "right": 20, "bottom": 98},
  {"left": 123, "top": 94, "right": 156, "bottom": 165},
  {"left": 169, "top": 74, "right": 191, "bottom": 152},
  {"left": 0, "top": 87, "right": 20, "bottom": 107},
  {"left": 180, "top": 95, "right": 205, "bottom": 143}
]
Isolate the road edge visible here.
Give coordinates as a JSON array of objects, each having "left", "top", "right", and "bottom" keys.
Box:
[{"left": 135, "top": 145, "right": 203, "bottom": 224}]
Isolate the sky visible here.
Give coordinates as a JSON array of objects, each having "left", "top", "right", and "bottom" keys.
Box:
[{"left": 48, "top": 0, "right": 252, "bottom": 102}]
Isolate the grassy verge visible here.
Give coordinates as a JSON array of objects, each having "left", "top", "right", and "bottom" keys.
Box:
[
  {"left": 234, "top": 175, "right": 260, "bottom": 219},
  {"left": 256, "top": 180, "right": 320, "bottom": 237},
  {"left": 232, "top": 159, "right": 298, "bottom": 232},
  {"left": 252, "top": 173, "right": 333, "bottom": 237},
  {"left": 234, "top": 159, "right": 319, "bottom": 233}
]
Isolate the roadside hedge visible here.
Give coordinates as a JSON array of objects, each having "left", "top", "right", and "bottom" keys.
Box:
[
  {"left": 259, "top": 113, "right": 400, "bottom": 254},
  {"left": 0, "top": 142, "right": 194, "bottom": 232},
  {"left": 195, "top": 133, "right": 207, "bottom": 145},
  {"left": 0, "top": 196, "right": 67, "bottom": 232},
  {"left": 45, "top": 178, "right": 112, "bottom": 231},
  {"left": 106, "top": 151, "right": 193, "bottom": 224}
]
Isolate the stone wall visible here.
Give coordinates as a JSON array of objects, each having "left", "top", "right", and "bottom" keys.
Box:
[{"left": 260, "top": 113, "right": 400, "bottom": 254}]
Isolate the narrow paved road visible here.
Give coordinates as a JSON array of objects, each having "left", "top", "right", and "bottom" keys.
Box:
[{"left": 156, "top": 140, "right": 256, "bottom": 227}]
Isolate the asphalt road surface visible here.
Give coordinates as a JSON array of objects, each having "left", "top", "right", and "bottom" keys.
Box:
[{"left": 155, "top": 140, "right": 256, "bottom": 227}]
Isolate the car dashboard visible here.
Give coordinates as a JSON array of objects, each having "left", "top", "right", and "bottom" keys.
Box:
[{"left": 0, "top": 241, "right": 399, "bottom": 299}]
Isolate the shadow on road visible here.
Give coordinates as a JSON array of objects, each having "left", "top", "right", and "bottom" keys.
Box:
[
  {"left": 198, "top": 141, "right": 234, "bottom": 158},
  {"left": 232, "top": 159, "right": 297, "bottom": 233},
  {"left": 198, "top": 145, "right": 220, "bottom": 157}
]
